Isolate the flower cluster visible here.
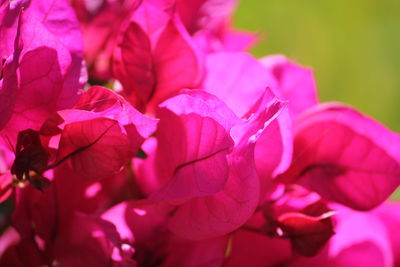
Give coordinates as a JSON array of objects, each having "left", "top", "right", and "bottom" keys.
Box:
[{"left": 0, "top": 0, "right": 399, "bottom": 266}]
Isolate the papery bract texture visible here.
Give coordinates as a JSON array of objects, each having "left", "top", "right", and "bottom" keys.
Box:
[
  {"left": 1, "top": 0, "right": 400, "bottom": 265},
  {"left": 203, "top": 52, "right": 276, "bottom": 118},
  {"left": 147, "top": 90, "right": 239, "bottom": 201},
  {"left": 0, "top": 41, "right": 20, "bottom": 131},
  {"left": 41, "top": 86, "right": 157, "bottom": 180},
  {"left": 203, "top": 51, "right": 293, "bottom": 192},
  {"left": 70, "top": 0, "right": 139, "bottom": 81},
  {"left": 136, "top": 89, "right": 285, "bottom": 240},
  {"left": 283, "top": 103, "right": 400, "bottom": 210},
  {"left": 113, "top": 1, "right": 203, "bottom": 112},
  {"left": 0, "top": 0, "right": 86, "bottom": 142},
  {"left": 261, "top": 55, "right": 318, "bottom": 119}
]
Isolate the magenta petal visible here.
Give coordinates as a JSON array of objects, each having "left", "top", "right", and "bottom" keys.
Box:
[
  {"left": 277, "top": 210, "right": 334, "bottom": 257},
  {"left": 45, "top": 87, "right": 157, "bottom": 180},
  {"left": 56, "top": 213, "right": 130, "bottom": 267},
  {"left": 375, "top": 202, "right": 400, "bottom": 265},
  {"left": 221, "top": 29, "right": 258, "bottom": 52},
  {"left": 0, "top": 0, "right": 23, "bottom": 59},
  {"left": 0, "top": 52, "right": 19, "bottom": 130},
  {"left": 202, "top": 52, "right": 293, "bottom": 182},
  {"left": 287, "top": 103, "right": 400, "bottom": 210},
  {"left": 56, "top": 118, "right": 134, "bottom": 180},
  {"left": 24, "top": 0, "right": 87, "bottom": 95},
  {"left": 261, "top": 55, "right": 318, "bottom": 119},
  {"left": 167, "top": 91, "right": 285, "bottom": 240},
  {"left": 42, "top": 86, "right": 157, "bottom": 141},
  {"left": 26, "top": 0, "right": 83, "bottom": 55},
  {"left": 150, "top": 17, "right": 203, "bottom": 108},
  {"left": 158, "top": 90, "right": 240, "bottom": 130},
  {"left": 292, "top": 204, "right": 394, "bottom": 267},
  {"left": 152, "top": 114, "right": 232, "bottom": 200},
  {"left": 18, "top": 13, "right": 80, "bottom": 109},
  {"left": 73, "top": 86, "right": 158, "bottom": 140},
  {"left": 203, "top": 52, "right": 277, "bottom": 118},
  {"left": 114, "top": 2, "right": 203, "bottom": 112},
  {"left": 255, "top": 107, "right": 293, "bottom": 184},
  {"left": 0, "top": 6, "right": 20, "bottom": 131},
  {"left": 167, "top": 142, "right": 260, "bottom": 240},
  {"left": 1, "top": 7, "right": 84, "bottom": 139},
  {"left": 329, "top": 205, "right": 393, "bottom": 266},
  {"left": 150, "top": 91, "right": 237, "bottom": 201},
  {"left": 113, "top": 22, "right": 155, "bottom": 110}
]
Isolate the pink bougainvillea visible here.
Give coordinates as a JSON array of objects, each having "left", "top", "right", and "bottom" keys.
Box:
[{"left": 0, "top": 0, "right": 399, "bottom": 266}]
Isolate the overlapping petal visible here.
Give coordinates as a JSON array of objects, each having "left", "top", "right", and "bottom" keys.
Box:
[
  {"left": 0, "top": 0, "right": 86, "bottom": 142},
  {"left": 283, "top": 103, "right": 400, "bottom": 210},
  {"left": 113, "top": 1, "right": 203, "bottom": 112},
  {"left": 261, "top": 55, "right": 318, "bottom": 119},
  {"left": 41, "top": 86, "right": 157, "bottom": 180}
]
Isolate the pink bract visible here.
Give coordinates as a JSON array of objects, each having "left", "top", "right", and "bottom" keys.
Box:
[
  {"left": 282, "top": 103, "right": 400, "bottom": 210},
  {"left": 113, "top": 1, "right": 203, "bottom": 112},
  {"left": 135, "top": 89, "right": 285, "bottom": 240},
  {"left": 0, "top": 0, "right": 86, "bottom": 140}
]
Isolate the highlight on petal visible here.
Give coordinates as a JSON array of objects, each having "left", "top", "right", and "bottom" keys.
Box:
[
  {"left": 375, "top": 202, "right": 400, "bottom": 266},
  {"left": 26, "top": 0, "right": 83, "bottom": 55},
  {"left": 167, "top": 90, "right": 285, "bottom": 240},
  {"left": 149, "top": 90, "right": 238, "bottom": 201},
  {"left": 221, "top": 29, "right": 258, "bottom": 52},
  {"left": 283, "top": 103, "right": 400, "bottom": 210},
  {"left": 1, "top": 3, "right": 85, "bottom": 140},
  {"left": 234, "top": 87, "right": 293, "bottom": 193},
  {"left": 261, "top": 55, "right": 318, "bottom": 119},
  {"left": 202, "top": 52, "right": 293, "bottom": 183},
  {"left": 203, "top": 52, "right": 276, "bottom": 118}
]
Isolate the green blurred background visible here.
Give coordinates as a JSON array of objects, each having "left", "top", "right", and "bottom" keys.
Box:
[{"left": 234, "top": 0, "right": 400, "bottom": 132}]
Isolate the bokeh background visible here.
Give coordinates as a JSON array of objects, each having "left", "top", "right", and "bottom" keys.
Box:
[{"left": 234, "top": 0, "right": 400, "bottom": 132}]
